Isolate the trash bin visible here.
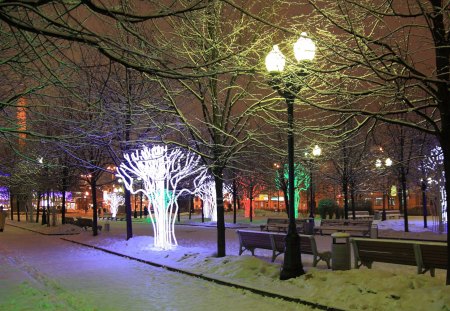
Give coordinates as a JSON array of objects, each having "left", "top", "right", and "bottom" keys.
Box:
[
  {"left": 331, "top": 232, "right": 351, "bottom": 271},
  {"left": 374, "top": 212, "right": 381, "bottom": 220},
  {"left": 306, "top": 218, "right": 314, "bottom": 235},
  {"left": 370, "top": 222, "right": 379, "bottom": 239},
  {"left": 104, "top": 223, "right": 110, "bottom": 232}
]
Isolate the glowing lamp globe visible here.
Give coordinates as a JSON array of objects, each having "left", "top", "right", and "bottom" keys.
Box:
[
  {"left": 265, "top": 45, "right": 286, "bottom": 72},
  {"left": 312, "top": 145, "right": 322, "bottom": 157},
  {"left": 385, "top": 158, "right": 393, "bottom": 167},
  {"left": 375, "top": 159, "right": 382, "bottom": 168},
  {"left": 293, "top": 32, "right": 316, "bottom": 61}
]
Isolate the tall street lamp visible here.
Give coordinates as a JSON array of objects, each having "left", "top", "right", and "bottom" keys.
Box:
[
  {"left": 265, "top": 32, "right": 316, "bottom": 280},
  {"left": 308, "top": 145, "right": 322, "bottom": 218},
  {"left": 375, "top": 158, "right": 392, "bottom": 221}
]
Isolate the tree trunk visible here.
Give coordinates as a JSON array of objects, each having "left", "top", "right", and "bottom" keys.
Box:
[
  {"left": 343, "top": 175, "right": 349, "bottom": 219},
  {"left": 400, "top": 167, "right": 409, "bottom": 232},
  {"left": 398, "top": 185, "right": 404, "bottom": 214},
  {"left": 214, "top": 172, "right": 226, "bottom": 257},
  {"left": 46, "top": 190, "right": 50, "bottom": 227},
  {"left": 232, "top": 178, "right": 237, "bottom": 224},
  {"left": 125, "top": 188, "right": 132, "bottom": 240},
  {"left": 35, "top": 192, "right": 41, "bottom": 223},
  {"left": 189, "top": 194, "right": 193, "bottom": 220},
  {"left": 10, "top": 193, "right": 13, "bottom": 221},
  {"left": 61, "top": 166, "right": 68, "bottom": 224},
  {"left": 350, "top": 184, "right": 356, "bottom": 220},
  {"left": 249, "top": 195, "right": 253, "bottom": 223},
  {"left": 16, "top": 197, "right": 20, "bottom": 222},
  {"left": 90, "top": 180, "right": 98, "bottom": 236}
]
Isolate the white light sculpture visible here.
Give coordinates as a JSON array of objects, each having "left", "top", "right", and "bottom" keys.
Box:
[
  {"left": 107, "top": 192, "right": 124, "bottom": 218},
  {"left": 116, "top": 145, "right": 203, "bottom": 250},
  {"left": 193, "top": 169, "right": 217, "bottom": 221},
  {"left": 425, "top": 146, "right": 447, "bottom": 225}
]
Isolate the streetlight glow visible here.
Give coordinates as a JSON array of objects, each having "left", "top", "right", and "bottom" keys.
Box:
[
  {"left": 293, "top": 32, "right": 316, "bottom": 62},
  {"left": 385, "top": 158, "right": 393, "bottom": 167},
  {"left": 375, "top": 159, "right": 382, "bottom": 168},
  {"left": 312, "top": 145, "right": 322, "bottom": 157},
  {"left": 265, "top": 45, "right": 285, "bottom": 73}
]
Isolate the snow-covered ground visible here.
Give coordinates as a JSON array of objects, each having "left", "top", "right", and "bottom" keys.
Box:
[{"left": 0, "top": 215, "right": 448, "bottom": 311}]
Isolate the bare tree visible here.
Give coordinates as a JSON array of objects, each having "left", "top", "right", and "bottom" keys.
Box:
[{"left": 145, "top": 1, "right": 278, "bottom": 256}]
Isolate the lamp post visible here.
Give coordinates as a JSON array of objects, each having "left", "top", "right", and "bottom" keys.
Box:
[
  {"left": 308, "top": 145, "right": 322, "bottom": 218},
  {"left": 265, "top": 32, "right": 315, "bottom": 280},
  {"left": 375, "top": 158, "right": 392, "bottom": 221}
]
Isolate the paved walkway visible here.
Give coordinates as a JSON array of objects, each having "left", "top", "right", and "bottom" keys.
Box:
[{"left": 0, "top": 224, "right": 317, "bottom": 311}]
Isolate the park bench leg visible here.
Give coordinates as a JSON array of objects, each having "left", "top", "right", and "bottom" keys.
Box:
[{"left": 430, "top": 268, "right": 435, "bottom": 277}]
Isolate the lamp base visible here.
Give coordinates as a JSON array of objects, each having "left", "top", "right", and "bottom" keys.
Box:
[{"left": 280, "top": 229, "right": 305, "bottom": 280}]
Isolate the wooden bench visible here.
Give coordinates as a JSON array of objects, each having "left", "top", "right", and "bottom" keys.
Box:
[
  {"left": 414, "top": 242, "right": 448, "bottom": 277},
  {"left": 75, "top": 218, "right": 102, "bottom": 231},
  {"left": 351, "top": 238, "right": 417, "bottom": 269},
  {"left": 352, "top": 211, "right": 373, "bottom": 220},
  {"left": 375, "top": 210, "right": 403, "bottom": 219},
  {"left": 260, "top": 218, "right": 288, "bottom": 232},
  {"left": 351, "top": 238, "right": 447, "bottom": 276},
  {"left": 314, "top": 219, "right": 373, "bottom": 237},
  {"left": 236, "top": 230, "right": 330, "bottom": 267},
  {"left": 260, "top": 218, "right": 307, "bottom": 233},
  {"left": 64, "top": 216, "right": 76, "bottom": 225}
]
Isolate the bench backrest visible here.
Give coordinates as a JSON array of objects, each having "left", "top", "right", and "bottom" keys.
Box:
[
  {"left": 237, "top": 230, "right": 272, "bottom": 250},
  {"left": 77, "top": 218, "right": 94, "bottom": 226},
  {"left": 65, "top": 217, "right": 75, "bottom": 224},
  {"left": 417, "top": 243, "right": 448, "bottom": 270},
  {"left": 354, "top": 211, "right": 369, "bottom": 215},
  {"left": 352, "top": 239, "right": 417, "bottom": 266},
  {"left": 320, "top": 219, "right": 372, "bottom": 227},
  {"left": 345, "top": 220, "right": 372, "bottom": 227},
  {"left": 266, "top": 218, "right": 289, "bottom": 225},
  {"left": 270, "top": 233, "right": 314, "bottom": 255},
  {"left": 320, "top": 219, "right": 343, "bottom": 226}
]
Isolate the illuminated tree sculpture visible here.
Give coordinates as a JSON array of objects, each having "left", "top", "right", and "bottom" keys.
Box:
[
  {"left": 117, "top": 145, "right": 202, "bottom": 250},
  {"left": 193, "top": 171, "right": 217, "bottom": 221},
  {"left": 425, "top": 146, "right": 447, "bottom": 227},
  {"left": 275, "top": 163, "right": 310, "bottom": 218},
  {"left": 107, "top": 192, "right": 124, "bottom": 218}
]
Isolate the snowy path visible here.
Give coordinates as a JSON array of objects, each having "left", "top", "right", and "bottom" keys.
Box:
[{"left": 0, "top": 225, "right": 314, "bottom": 311}]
